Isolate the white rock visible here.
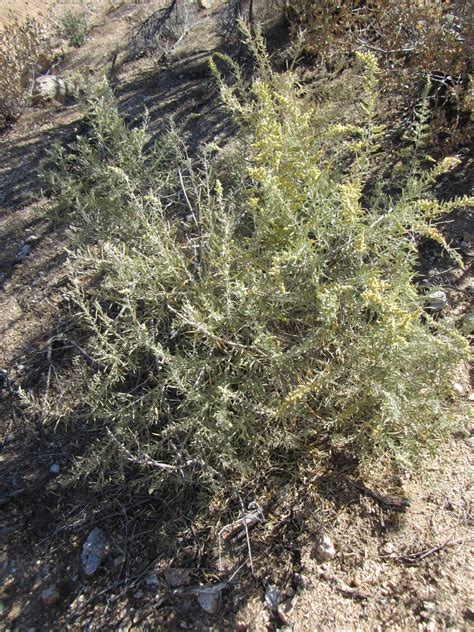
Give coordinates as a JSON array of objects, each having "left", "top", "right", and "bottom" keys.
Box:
[
  {"left": 198, "top": 0, "right": 214, "bottom": 8},
  {"left": 452, "top": 383, "right": 464, "bottom": 396},
  {"left": 32, "top": 75, "right": 70, "bottom": 103},
  {"left": 81, "top": 527, "right": 107, "bottom": 575},
  {"left": 427, "top": 290, "right": 447, "bottom": 312},
  {"left": 382, "top": 542, "right": 396, "bottom": 556},
  {"left": 315, "top": 535, "right": 336, "bottom": 561}
]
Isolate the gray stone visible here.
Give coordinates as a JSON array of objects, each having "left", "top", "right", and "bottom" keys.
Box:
[
  {"left": 264, "top": 585, "right": 282, "bottom": 610},
  {"left": 81, "top": 527, "right": 107, "bottom": 575},
  {"left": 145, "top": 573, "right": 160, "bottom": 587},
  {"left": 41, "top": 585, "right": 60, "bottom": 606},
  {"left": 196, "top": 583, "right": 226, "bottom": 614},
  {"left": 165, "top": 568, "right": 192, "bottom": 588},
  {"left": 17, "top": 244, "right": 31, "bottom": 261},
  {"left": 427, "top": 290, "right": 447, "bottom": 312},
  {"left": 32, "top": 75, "right": 70, "bottom": 103}
]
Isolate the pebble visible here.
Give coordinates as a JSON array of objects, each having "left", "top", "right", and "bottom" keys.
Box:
[
  {"left": 81, "top": 527, "right": 107, "bottom": 576},
  {"left": 196, "top": 582, "right": 227, "bottom": 614},
  {"left": 452, "top": 383, "right": 464, "bottom": 396},
  {"left": 41, "top": 585, "right": 60, "bottom": 606},
  {"left": 49, "top": 463, "right": 60, "bottom": 474},
  {"left": 468, "top": 283, "right": 474, "bottom": 296},
  {"left": 427, "top": 290, "right": 447, "bottom": 312},
  {"left": 265, "top": 585, "right": 282, "bottom": 610},
  {"left": 145, "top": 573, "right": 160, "bottom": 587},
  {"left": 17, "top": 244, "right": 32, "bottom": 262},
  {"left": 382, "top": 542, "right": 397, "bottom": 556},
  {"left": 165, "top": 568, "right": 191, "bottom": 588},
  {"left": 315, "top": 535, "right": 336, "bottom": 561}
]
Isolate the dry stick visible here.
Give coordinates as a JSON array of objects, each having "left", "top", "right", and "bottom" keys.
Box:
[
  {"left": 36, "top": 340, "right": 53, "bottom": 434},
  {"left": 106, "top": 427, "right": 179, "bottom": 472},
  {"left": 398, "top": 535, "right": 474, "bottom": 564}
]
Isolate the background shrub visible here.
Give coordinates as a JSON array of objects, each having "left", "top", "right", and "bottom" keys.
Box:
[
  {"left": 44, "top": 32, "right": 471, "bottom": 496},
  {"left": 0, "top": 14, "right": 44, "bottom": 128},
  {"left": 58, "top": 5, "right": 90, "bottom": 48},
  {"left": 286, "top": 0, "right": 473, "bottom": 147}
]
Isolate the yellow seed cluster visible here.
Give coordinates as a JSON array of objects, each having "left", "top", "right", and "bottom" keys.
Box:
[{"left": 362, "top": 275, "right": 390, "bottom": 306}]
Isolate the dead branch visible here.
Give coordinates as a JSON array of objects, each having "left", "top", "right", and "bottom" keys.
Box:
[{"left": 397, "top": 535, "right": 474, "bottom": 565}]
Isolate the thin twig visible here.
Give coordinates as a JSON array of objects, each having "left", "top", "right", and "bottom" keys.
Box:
[
  {"left": 397, "top": 535, "right": 474, "bottom": 564},
  {"left": 106, "top": 427, "right": 178, "bottom": 472}
]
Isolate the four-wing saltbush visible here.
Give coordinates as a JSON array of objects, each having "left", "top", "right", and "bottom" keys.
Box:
[{"left": 46, "top": 33, "right": 471, "bottom": 491}]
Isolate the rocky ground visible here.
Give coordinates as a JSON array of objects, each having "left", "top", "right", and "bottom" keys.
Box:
[{"left": 0, "top": 1, "right": 473, "bottom": 630}]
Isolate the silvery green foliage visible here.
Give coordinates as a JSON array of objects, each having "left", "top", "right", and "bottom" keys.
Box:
[{"left": 45, "top": 38, "right": 471, "bottom": 492}]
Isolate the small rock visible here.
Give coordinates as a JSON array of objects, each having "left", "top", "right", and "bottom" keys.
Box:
[
  {"left": 382, "top": 542, "right": 396, "bottom": 556},
  {"left": 165, "top": 568, "right": 192, "bottom": 588},
  {"left": 427, "top": 290, "right": 447, "bottom": 312},
  {"left": 81, "top": 527, "right": 107, "bottom": 576},
  {"left": 452, "top": 383, "right": 464, "bottom": 396},
  {"left": 145, "top": 573, "right": 160, "bottom": 587},
  {"left": 467, "top": 283, "right": 474, "bottom": 296},
  {"left": 41, "top": 585, "right": 60, "bottom": 606},
  {"left": 264, "top": 585, "right": 282, "bottom": 610},
  {"left": 49, "top": 463, "right": 60, "bottom": 474},
  {"left": 294, "top": 573, "right": 309, "bottom": 591},
  {"left": 16, "top": 244, "right": 32, "bottom": 262},
  {"left": 193, "top": 582, "right": 227, "bottom": 614},
  {"left": 235, "top": 624, "right": 248, "bottom": 632},
  {"left": 24, "top": 235, "right": 39, "bottom": 244},
  {"left": 315, "top": 535, "right": 336, "bottom": 561},
  {"left": 198, "top": 0, "right": 214, "bottom": 8},
  {"left": 32, "top": 75, "right": 70, "bottom": 104}
]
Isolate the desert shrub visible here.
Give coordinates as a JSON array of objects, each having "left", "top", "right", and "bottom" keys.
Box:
[
  {"left": 128, "top": 0, "right": 199, "bottom": 61},
  {"left": 58, "top": 6, "right": 90, "bottom": 47},
  {"left": 287, "top": 0, "right": 473, "bottom": 144},
  {"left": 44, "top": 30, "right": 471, "bottom": 495},
  {"left": 0, "top": 14, "right": 44, "bottom": 128}
]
